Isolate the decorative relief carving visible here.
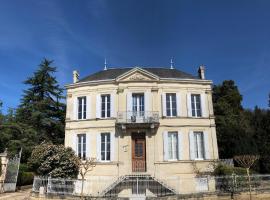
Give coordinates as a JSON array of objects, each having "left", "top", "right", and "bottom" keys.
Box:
[{"left": 128, "top": 73, "right": 151, "bottom": 81}]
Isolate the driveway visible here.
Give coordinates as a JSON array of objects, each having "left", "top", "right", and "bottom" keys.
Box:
[{"left": 0, "top": 189, "right": 31, "bottom": 200}]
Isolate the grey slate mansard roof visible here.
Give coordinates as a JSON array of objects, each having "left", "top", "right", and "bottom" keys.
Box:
[{"left": 78, "top": 67, "right": 199, "bottom": 82}]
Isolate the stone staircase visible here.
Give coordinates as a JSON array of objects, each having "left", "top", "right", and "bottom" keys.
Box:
[{"left": 101, "top": 174, "right": 176, "bottom": 197}]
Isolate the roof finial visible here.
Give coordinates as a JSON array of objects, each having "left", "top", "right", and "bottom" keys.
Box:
[
  {"left": 170, "top": 58, "right": 174, "bottom": 69},
  {"left": 104, "top": 58, "right": 107, "bottom": 70}
]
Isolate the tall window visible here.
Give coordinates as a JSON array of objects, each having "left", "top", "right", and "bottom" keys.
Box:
[
  {"left": 168, "top": 132, "right": 178, "bottom": 160},
  {"left": 166, "top": 93, "right": 177, "bottom": 117},
  {"left": 194, "top": 132, "right": 205, "bottom": 159},
  {"left": 77, "top": 134, "right": 86, "bottom": 160},
  {"left": 132, "top": 94, "right": 144, "bottom": 115},
  {"left": 191, "top": 94, "right": 202, "bottom": 117},
  {"left": 101, "top": 94, "right": 111, "bottom": 118},
  {"left": 78, "top": 96, "right": 87, "bottom": 120},
  {"left": 101, "top": 133, "right": 110, "bottom": 161}
]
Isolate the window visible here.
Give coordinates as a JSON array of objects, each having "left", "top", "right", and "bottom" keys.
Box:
[
  {"left": 78, "top": 96, "right": 86, "bottom": 120},
  {"left": 168, "top": 132, "right": 178, "bottom": 160},
  {"left": 194, "top": 132, "right": 205, "bottom": 159},
  {"left": 166, "top": 93, "right": 177, "bottom": 117},
  {"left": 101, "top": 94, "right": 111, "bottom": 118},
  {"left": 77, "top": 134, "right": 86, "bottom": 160},
  {"left": 196, "top": 178, "right": 208, "bottom": 191},
  {"left": 191, "top": 94, "right": 202, "bottom": 117},
  {"left": 101, "top": 133, "right": 110, "bottom": 161},
  {"left": 132, "top": 94, "right": 144, "bottom": 115}
]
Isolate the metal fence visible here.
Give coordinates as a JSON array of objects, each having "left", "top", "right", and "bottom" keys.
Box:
[{"left": 32, "top": 175, "right": 270, "bottom": 198}]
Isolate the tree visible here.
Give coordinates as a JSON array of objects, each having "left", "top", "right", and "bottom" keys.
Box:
[
  {"left": 28, "top": 143, "right": 80, "bottom": 178},
  {"left": 213, "top": 80, "right": 257, "bottom": 158},
  {"left": 79, "top": 158, "right": 96, "bottom": 198},
  {"left": 16, "top": 58, "right": 65, "bottom": 144},
  {"left": 234, "top": 155, "right": 259, "bottom": 200}
]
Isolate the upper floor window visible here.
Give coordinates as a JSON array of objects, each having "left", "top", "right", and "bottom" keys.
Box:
[
  {"left": 101, "top": 94, "right": 111, "bottom": 118},
  {"left": 132, "top": 94, "right": 144, "bottom": 115},
  {"left": 78, "top": 96, "right": 86, "bottom": 120},
  {"left": 193, "top": 132, "right": 205, "bottom": 159},
  {"left": 166, "top": 93, "right": 177, "bottom": 117},
  {"left": 167, "top": 132, "right": 179, "bottom": 160},
  {"left": 191, "top": 94, "right": 202, "bottom": 117},
  {"left": 77, "top": 134, "right": 86, "bottom": 160},
  {"left": 101, "top": 133, "right": 111, "bottom": 161}
]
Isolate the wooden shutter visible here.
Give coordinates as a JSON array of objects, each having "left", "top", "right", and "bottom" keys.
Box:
[
  {"left": 144, "top": 90, "right": 151, "bottom": 111},
  {"left": 203, "top": 131, "right": 210, "bottom": 159},
  {"left": 201, "top": 93, "right": 207, "bottom": 117},
  {"left": 126, "top": 92, "right": 132, "bottom": 111},
  {"left": 96, "top": 94, "right": 101, "bottom": 118},
  {"left": 176, "top": 93, "right": 181, "bottom": 117},
  {"left": 189, "top": 131, "right": 195, "bottom": 160},
  {"left": 86, "top": 95, "right": 91, "bottom": 119},
  {"left": 72, "top": 133, "right": 77, "bottom": 155},
  {"left": 163, "top": 131, "right": 168, "bottom": 161},
  {"left": 110, "top": 93, "right": 115, "bottom": 117},
  {"left": 177, "top": 131, "right": 183, "bottom": 160},
  {"left": 162, "top": 93, "right": 166, "bottom": 117},
  {"left": 86, "top": 134, "right": 91, "bottom": 159},
  {"left": 110, "top": 132, "right": 115, "bottom": 161},
  {"left": 96, "top": 133, "right": 101, "bottom": 161},
  {"left": 73, "top": 97, "right": 77, "bottom": 120},
  {"left": 187, "top": 93, "right": 192, "bottom": 117}
]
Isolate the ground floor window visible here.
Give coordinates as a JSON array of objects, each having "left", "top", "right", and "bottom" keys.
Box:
[
  {"left": 194, "top": 132, "right": 205, "bottom": 159},
  {"left": 168, "top": 132, "right": 178, "bottom": 160},
  {"left": 101, "top": 133, "right": 110, "bottom": 161},
  {"left": 77, "top": 134, "right": 86, "bottom": 160}
]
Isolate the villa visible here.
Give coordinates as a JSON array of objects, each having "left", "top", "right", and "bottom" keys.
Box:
[{"left": 64, "top": 65, "right": 219, "bottom": 198}]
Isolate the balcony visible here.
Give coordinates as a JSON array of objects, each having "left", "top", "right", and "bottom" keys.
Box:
[{"left": 116, "top": 111, "right": 159, "bottom": 130}]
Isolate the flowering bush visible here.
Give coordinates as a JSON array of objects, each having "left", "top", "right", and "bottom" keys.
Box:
[{"left": 28, "top": 143, "right": 80, "bottom": 178}]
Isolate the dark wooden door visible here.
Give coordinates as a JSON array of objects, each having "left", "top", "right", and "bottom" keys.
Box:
[{"left": 132, "top": 133, "right": 146, "bottom": 172}]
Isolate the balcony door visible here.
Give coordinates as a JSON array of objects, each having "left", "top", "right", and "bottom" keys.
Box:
[
  {"left": 132, "top": 94, "right": 144, "bottom": 122},
  {"left": 132, "top": 133, "right": 146, "bottom": 172}
]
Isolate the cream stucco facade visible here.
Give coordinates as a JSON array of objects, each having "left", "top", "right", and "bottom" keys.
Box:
[{"left": 64, "top": 67, "right": 219, "bottom": 197}]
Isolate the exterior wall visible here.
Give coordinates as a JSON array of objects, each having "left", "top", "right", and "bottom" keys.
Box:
[{"left": 64, "top": 73, "right": 219, "bottom": 194}]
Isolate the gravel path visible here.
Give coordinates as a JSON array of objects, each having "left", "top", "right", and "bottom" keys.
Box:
[{"left": 0, "top": 189, "right": 31, "bottom": 200}]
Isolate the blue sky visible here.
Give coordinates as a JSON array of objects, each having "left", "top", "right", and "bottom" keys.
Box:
[{"left": 0, "top": 0, "right": 269, "bottom": 112}]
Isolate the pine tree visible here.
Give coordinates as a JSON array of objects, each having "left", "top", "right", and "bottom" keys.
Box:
[{"left": 16, "top": 59, "right": 65, "bottom": 144}]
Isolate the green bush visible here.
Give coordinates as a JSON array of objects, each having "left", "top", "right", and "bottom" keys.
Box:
[
  {"left": 17, "top": 171, "right": 34, "bottom": 186},
  {"left": 214, "top": 164, "right": 250, "bottom": 176}
]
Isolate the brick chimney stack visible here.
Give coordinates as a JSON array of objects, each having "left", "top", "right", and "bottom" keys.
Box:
[
  {"left": 73, "top": 70, "right": 79, "bottom": 83},
  {"left": 198, "top": 65, "right": 205, "bottom": 80}
]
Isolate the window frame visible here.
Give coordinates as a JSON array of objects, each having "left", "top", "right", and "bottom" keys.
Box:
[
  {"left": 77, "top": 96, "right": 87, "bottom": 120},
  {"left": 166, "top": 93, "right": 177, "bottom": 117},
  {"left": 77, "top": 134, "right": 86, "bottom": 160},
  {"left": 191, "top": 94, "right": 202, "bottom": 117},
  {"left": 193, "top": 131, "right": 205, "bottom": 160},
  {"left": 167, "top": 131, "right": 179, "bottom": 161},
  {"left": 101, "top": 94, "right": 111, "bottom": 118},
  {"left": 100, "top": 132, "right": 111, "bottom": 162}
]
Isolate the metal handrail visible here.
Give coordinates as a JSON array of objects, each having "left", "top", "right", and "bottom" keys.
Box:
[{"left": 116, "top": 111, "right": 159, "bottom": 123}]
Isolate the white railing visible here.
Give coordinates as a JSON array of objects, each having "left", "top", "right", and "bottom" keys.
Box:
[
  {"left": 32, "top": 175, "right": 270, "bottom": 198},
  {"left": 117, "top": 111, "right": 159, "bottom": 124}
]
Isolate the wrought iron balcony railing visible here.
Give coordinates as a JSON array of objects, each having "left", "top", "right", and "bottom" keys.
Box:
[{"left": 116, "top": 111, "right": 159, "bottom": 124}]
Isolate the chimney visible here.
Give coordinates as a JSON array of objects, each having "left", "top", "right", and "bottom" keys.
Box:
[
  {"left": 198, "top": 65, "right": 205, "bottom": 80},
  {"left": 73, "top": 70, "right": 79, "bottom": 83}
]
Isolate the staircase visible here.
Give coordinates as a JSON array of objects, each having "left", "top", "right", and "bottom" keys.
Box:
[{"left": 101, "top": 174, "right": 177, "bottom": 197}]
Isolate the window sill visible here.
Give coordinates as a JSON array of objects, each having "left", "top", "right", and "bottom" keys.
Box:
[
  {"left": 155, "top": 159, "right": 213, "bottom": 164},
  {"left": 95, "top": 161, "right": 119, "bottom": 165}
]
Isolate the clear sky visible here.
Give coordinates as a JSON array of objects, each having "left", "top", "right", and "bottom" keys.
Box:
[{"left": 0, "top": 0, "right": 269, "bottom": 112}]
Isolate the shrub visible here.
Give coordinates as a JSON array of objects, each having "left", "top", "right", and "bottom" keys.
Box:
[
  {"left": 16, "top": 163, "right": 34, "bottom": 186},
  {"left": 214, "top": 164, "right": 251, "bottom": 176},
  {"left": 28, "top": 143, "right": 80, "bottom": 178}
]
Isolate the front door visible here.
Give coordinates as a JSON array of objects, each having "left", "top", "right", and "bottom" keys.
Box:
[{"left": 132, "top": 133, "right": 146, "bottom": 172}]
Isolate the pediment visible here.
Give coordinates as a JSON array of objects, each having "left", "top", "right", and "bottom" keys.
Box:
[{"left": 116, "top": 67, "right": 159, "bottom": 82}]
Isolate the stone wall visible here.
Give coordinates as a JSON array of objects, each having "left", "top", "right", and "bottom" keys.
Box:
[{"left": 0, "top": 151, "right": 8, "bottom": 193}]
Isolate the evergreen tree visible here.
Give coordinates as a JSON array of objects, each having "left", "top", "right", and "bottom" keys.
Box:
[{"left": 16, "top": 59, "right": 65, "bottom": 144}]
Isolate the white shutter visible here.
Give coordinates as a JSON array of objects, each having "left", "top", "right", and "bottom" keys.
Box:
[
  {"left": 177, "top": 131, "right": 183, "bottom": 160},
  {"left": 96, "top": 94, "right": 101, "bottom": 118},
  {"left": 86, "top": 95, "right": 91, "bottom": 119},
  {"left": 163, "top": 131, "right": 168, "bottom": 161},
  {"left": 72, "top": 134, "right": 77, "bottom": 155},
  {"left": 144, "top": 91, "right": 151, "bottom": 111},
  {"left": 187, "top": 93, "right": 192, "bottom": 117},
  {"left": 176, "top": 93, "right": 181, "bottom": 117},
  {"left": 162, "top": 93, "right": 166, "bottom": 117},
  {"left": 73, "top": 97, "right": 77, "bottom": 120},
  {"left": 86, "top": 134, "right": 91, "bottom": 159},
  {"left": 126, "top": 92, "right": 132, "bottom": 111},
  {"left": 96, "top": 133, "right": 101, "bottom": 161},
  {"left": 189, "top": 131, "right": 195, "bottom": 160},
  {"left": 110, "top": 132, "right": 115, "bottom": 161},
  {"left": 201, "top": 93, "right": 207, "bottom": 117},
  {"left": 203, "top": 132, "right": 210, "bottom": 159},
  {"left": 110, "top": 93, "right": 115, "bottom": 117}
]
